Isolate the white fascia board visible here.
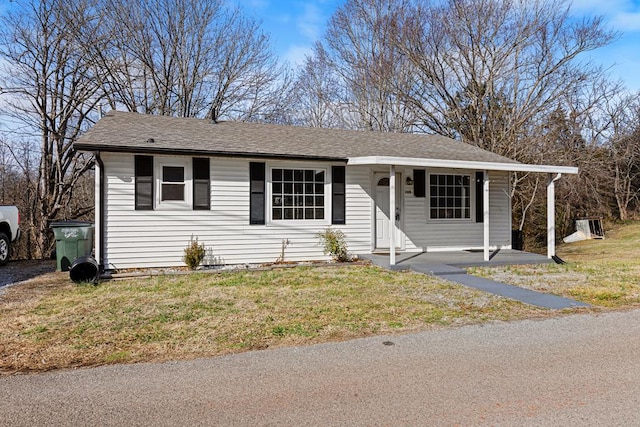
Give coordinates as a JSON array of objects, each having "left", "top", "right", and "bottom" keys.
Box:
[{"left": 347, "top": 156, "right": 579, "bottom": 174}]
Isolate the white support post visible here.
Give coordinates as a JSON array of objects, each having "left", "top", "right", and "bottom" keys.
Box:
[
  {"left": 483, "top": 170, "right": 490, "bottom": 261},
  {"left": 389, "top": 165, "right": 396, "bottom": 266},
  {"left": 547, "top": 173, "right": 561, "bottom": 259}
]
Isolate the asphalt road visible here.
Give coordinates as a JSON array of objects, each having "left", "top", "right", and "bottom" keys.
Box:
[{"left": 2, "top": 310, "right": 640, "bottom": 426}]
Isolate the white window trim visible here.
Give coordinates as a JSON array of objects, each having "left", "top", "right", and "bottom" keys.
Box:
[
  {"left": 266, "top": 163, "right": 331, "bottom": 225},
  {"left": 155, "top": 157, "right": 192, "bottom": 210},
  {"left": 427, "top": 172, "right": 474, "bottom": 222}
]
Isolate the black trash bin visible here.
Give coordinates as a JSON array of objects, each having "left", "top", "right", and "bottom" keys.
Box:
[
  {"left": 512, "top": 229, "right": 524, "bottom": 251},
  {"left": 69, "top": 256, "right": 100, "bottom": 284},
  {"left": 50, "top": 221, "right": 94, "bottom": 271}
]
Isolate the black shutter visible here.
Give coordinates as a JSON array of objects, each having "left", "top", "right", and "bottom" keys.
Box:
[
  {"left": 332, "top": 166, "right": 346, "bottom": 225},
  {"left": 475, "top": 171, "right": 484, "bottom": 223},
  {"left": 250, "top": 162, "right": 265, "bottom": 224},
  {"left": 135, "top": 155, "right": 154, "bottom": 210},
  {"left": 414, "top": 169, "right": 426, "bottom": 198},
  {"left": 193, "top": 158, "right": 210, "bottom": 210}
]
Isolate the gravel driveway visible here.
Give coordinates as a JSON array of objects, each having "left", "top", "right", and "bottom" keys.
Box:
[{"left": 0, "top": 260, "right": 56, "bottom": 290}]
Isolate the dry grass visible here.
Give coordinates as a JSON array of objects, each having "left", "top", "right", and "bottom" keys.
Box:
[
  {"left": 0, "top": 265, "right": 551, "bottom": 374},
  {"left": 469, "top": 221, "right": 640, "bottom": 308},
  {"left": 12, "top": 218, "right": 638, "bottom": 375}
]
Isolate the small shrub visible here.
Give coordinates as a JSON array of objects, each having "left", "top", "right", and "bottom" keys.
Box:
[
  {"left": 183, "top": 236, "right": 206, "bottom": 269},
  {"left": 316, "top": 227, "right": 350, "bottom": 262}
]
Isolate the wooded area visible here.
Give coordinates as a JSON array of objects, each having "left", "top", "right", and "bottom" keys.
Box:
[{"left": 1, "top": 0, "right": 639, "bottom": 260}]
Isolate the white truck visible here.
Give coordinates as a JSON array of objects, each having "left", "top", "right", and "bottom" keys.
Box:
[{"left": 0, "top": 206, "right": 20, "bottom": 265}]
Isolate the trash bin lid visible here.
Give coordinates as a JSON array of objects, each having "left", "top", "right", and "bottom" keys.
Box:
[{"left": 50, "top": 220, "right": 93, "bottom": 228}]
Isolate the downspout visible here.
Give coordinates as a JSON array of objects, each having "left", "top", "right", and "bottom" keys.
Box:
[{"left": 95, "top": 151, "right": 105, "bottom": 272}]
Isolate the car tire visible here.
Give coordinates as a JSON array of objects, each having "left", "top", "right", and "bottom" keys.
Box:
[{"left": 0, "top": 232, "right": 10, "bottom": 266}]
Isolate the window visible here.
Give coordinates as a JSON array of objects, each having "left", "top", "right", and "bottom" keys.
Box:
[
  {"left": 271, "top": 168, "right": 325, "bottom": 220},
  {"left": 157, "top": 161, "right": 192, "bottom": 209},
  {"left": 193, "top": 158, "right": 210, "bottom": 210},
  {"left": 135, "top": 156, "right": 209, "bottom": 210},
  {"left": 429, "top": 174, "right": 471, "bottom": 219},
  {"left": 161, "top": 166, "right": 185, "bottom": 201},
  {"left": 135, "top": 155, "right": 154, "bottom": 210}
]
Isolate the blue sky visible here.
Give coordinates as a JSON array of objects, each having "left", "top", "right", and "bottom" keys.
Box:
[
  {"left": 233, "top": 0, "right": 343, "bottom": 65},
  {"left": 235, "top": 0, "right": 640, "bottom": 92},
  {"left": 571, "top": 0, "right": 640, "bottom": 92}
]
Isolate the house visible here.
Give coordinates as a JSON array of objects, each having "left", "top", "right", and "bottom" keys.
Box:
[{"left": 73, "top": 111, "right": 578, "bottom": 270}]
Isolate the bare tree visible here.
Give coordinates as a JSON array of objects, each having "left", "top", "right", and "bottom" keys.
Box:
[
  {"left": 392, "top": 0, "right": 617, "bottom": 243},
  {"left": 0, "top": 0, "right": 105, "bottom": 257},
  {"left": 289, "top": 48, "right": 345, "bottom": 128},
  {"left": 611, "top": 132, "right": 640, "bottom": 220},
  {"left": 95, "top": 0, "right": 289, "bottom": 122},
  {"left": 400, "top": 0, "right": 617, "bottom": 159},
  {"left": 0, "top": 138, "right": 40, "bottom": 259},
  {"left": 605, "top": 96, "right": 640, "bottom": 220},
  {"left": 309, "top": 0, "right": 417, "bottom": 132},
  {"left": 0, "top": 140, "right": 12, "bottom": 204},
  {"left": 96, "top": 0, "right": 221, "bottom": 117},
  {"left": 206, "top": 8, "right": 291, "bottom": 123}
]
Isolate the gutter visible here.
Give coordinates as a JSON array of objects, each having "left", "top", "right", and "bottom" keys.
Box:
[
  {"left": 347, "top": 156, "right": 579, "bottom": 175},
  {"left": 73, "top": 144, "right": 348, "bottom": 164}
]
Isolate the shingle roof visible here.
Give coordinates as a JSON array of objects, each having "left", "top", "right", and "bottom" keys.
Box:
[{"left": 74, "top": 111, "right": 520, "bottom": 165}]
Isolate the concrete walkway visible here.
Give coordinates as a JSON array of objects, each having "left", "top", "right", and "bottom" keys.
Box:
[{"left": 361, "top": 251, "right": 589, "bottom": 310}]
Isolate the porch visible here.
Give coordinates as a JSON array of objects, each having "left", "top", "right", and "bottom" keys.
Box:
[
  {"left": 348, "top": 157, "right": 579, "bottom": 267},
  {"left": 360, "top": 249, "right": 552, "bottom": 273}
]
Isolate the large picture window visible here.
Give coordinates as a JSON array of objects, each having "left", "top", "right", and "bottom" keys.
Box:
[
  {"left": 272, "top": 168, "right": 325, "bottom": 220},
  {"left": 429, "top": 174, "right": 471, "bottom": 219}
]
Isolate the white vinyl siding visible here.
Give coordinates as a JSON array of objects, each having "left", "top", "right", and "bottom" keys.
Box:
[
  {"left": 100, "top": 153, "right": 512, "bottom": 269},
  {"left": 403, "top": 168, "right": 511, "bottom": 251},
  {"left": 101, "top": 153, "right": 372, "bottom": 269}
]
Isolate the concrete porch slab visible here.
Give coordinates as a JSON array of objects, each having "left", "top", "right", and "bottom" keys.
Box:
[{"left": 361, "top": 249, "right": 552, "bottom": 270}]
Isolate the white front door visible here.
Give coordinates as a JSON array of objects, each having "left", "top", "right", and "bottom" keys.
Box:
[{"left": 375, "top": 173, "right": 402, "bottom": 249}]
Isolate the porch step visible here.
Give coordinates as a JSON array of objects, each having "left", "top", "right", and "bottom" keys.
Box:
[{"left": 409, "top": 264, "right": 466, "bottom": 276}]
